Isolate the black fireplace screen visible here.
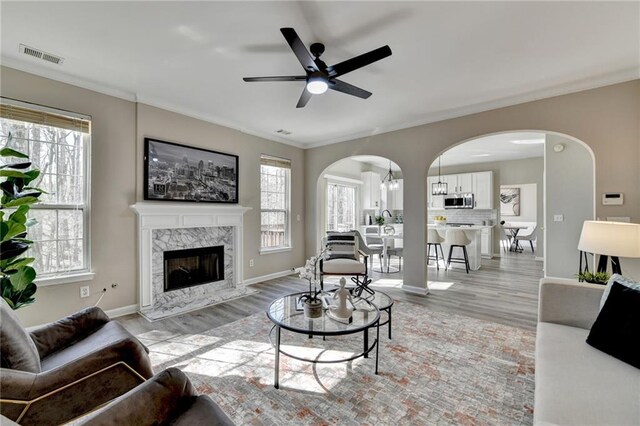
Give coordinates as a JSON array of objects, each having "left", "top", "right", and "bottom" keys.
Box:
[{"left": 163, "top": 246, "right": 224, "bottom": 292}]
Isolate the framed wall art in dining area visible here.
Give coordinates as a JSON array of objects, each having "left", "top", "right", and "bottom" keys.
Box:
[
  {"left": 500, "top": 187, "right": 520, "bottom": 216},
  {"left": 144, "top": 138, "right": 239, "bottom": 203}
]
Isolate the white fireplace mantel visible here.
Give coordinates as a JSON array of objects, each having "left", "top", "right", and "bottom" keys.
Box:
[{"left": 130, "top": 202, "right": 251, "bottom": 315}]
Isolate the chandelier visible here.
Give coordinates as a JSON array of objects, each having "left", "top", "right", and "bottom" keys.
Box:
[
  {"left": 431, "top": 156, "right": 448, "bottom": 195},
  {"left": 380, "top": 161, "right": 399, "bottom": 191}
]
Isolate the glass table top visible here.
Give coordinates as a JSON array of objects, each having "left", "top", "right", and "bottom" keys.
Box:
[{"left": 267, "top": 292, "right": 380, "bottom": 335}]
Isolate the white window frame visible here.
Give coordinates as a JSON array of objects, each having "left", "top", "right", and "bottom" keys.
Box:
[
  {"left": 1, "top": 98, "right": 93, "bottom": 286},
  {"left": 326, "top": 179, "right": 359, "bottom": 233},
  {"left": 259, "top": 155, "right": 291, "bottom": 254}
]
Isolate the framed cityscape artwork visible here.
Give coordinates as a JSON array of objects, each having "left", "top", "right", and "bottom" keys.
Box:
[{"left": 144, "top": 138, "right": 238, "bottom": 203}]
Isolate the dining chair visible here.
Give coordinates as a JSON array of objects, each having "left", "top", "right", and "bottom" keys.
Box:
[
  {"left": 515, "top": 225, "right": 537, "bottom": 253},
  {"left": 354, "top": 230, "right": 383, "bottom": 269},
  {"left": 427, "top": 229, "right": 446, "bottom": 270},
  {"left": 445, "top": 229, "right": 472, "bottom": 273},
  {"left": 386, "top": 247, "right": 403, "bottom": 272},
  {"left": 497, "top": 225, "right": 512, "bottom": 253}
]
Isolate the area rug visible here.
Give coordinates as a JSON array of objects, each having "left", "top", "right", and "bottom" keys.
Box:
[{"left": 139, "top": 299, "right": 535, "bottom": 425}]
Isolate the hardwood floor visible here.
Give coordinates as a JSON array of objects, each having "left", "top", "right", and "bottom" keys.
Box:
[{"left": 118, "top": 250, "right": 543, "bottom": 335}]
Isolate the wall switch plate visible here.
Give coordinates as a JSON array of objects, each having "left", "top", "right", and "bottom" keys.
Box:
[
  {"left": 249, "top": 259, "right": 254, "bottom": 267},
  {"left": 80, "top": 286, "right": 90, "bottom": 298},
  {"left": 297, "top": 214, "right": 301, "bottom": 222},
  {"left": 553, "top": 214, "right": 564, "bottom": 222}
]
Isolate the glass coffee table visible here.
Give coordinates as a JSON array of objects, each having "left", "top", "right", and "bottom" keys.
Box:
[{"left": 267, "top": 292, "right": 381, "bottom": 389}]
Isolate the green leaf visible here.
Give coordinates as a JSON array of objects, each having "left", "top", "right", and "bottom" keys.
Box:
[
  {"left": 0, "top": 162, "right": 31, "bottom": 170},
  {"left": 3, "top": 196, "right": 40, "bottom": 208},
  {"left": 9, "top": 210, "right": 28, "bottom": 225},
  {"left": 22, "top": 170, "right": 40, "bottom": 185},
  {"left": 4, "top": 257, "right": 35, "bottom": 270},
  {"left": 0, "top": 170, "right": 30, "bottom": 179},
  {"left": 1, "top": 297, "right": 15, "bottom": 309},
  {"left": 9, "top": 266, "right": 36, "bottom": 292},
  {"left": 1, "top": 222, "right": 26, "bottom": 242},
  {"left": 0, "top": 147, "right": 29, "bottom": 158}
]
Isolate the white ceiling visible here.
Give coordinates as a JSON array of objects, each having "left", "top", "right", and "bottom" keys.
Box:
[
  {"left": 1, "top": 2, "right": 638, "bottom": 148},
  {"left": 434, "top": 132, "right": 545, "bottom": 168}
]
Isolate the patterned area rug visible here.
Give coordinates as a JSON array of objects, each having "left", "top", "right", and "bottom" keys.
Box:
[{"left": 139, "top": 299, "right": 535, "bottom": 425}]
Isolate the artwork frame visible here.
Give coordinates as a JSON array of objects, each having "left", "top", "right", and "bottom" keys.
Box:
[
  {"left": 144, "top": 138, "right": 239, "bottom": 203},
  {"left": 500, "top": 187, "right": 520, "bottom": 216}
]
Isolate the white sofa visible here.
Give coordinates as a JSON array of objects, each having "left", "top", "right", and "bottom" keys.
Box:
[{"left": 535, "top": 278, "right": 640, "bottom": 425}]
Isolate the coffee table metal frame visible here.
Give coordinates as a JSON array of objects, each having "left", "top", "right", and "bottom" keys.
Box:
[{"left": 267, "top": 291, "right": 381, "bottom": 389}]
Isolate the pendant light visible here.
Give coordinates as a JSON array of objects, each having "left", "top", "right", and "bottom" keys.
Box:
[
  {"left": 432, "top": 156, "right": 448, "bottom": 195},
  {"left": 380, "top": 161, "right": 398, "bottom": 191}
]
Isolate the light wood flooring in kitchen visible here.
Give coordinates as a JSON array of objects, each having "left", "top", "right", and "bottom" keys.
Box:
[{"left": 118, "top": 250, "right": 543, "bottom": 335}]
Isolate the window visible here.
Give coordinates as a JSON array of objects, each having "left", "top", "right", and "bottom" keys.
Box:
[
  {"left": 260, "top": 155, "right": 291, "bottom": 251},
  {"left": 327, "top": 181, "right": 357, "bottom": 232},
  {"left": 0, "top": 101, "right": 91, "bottom": 281}
]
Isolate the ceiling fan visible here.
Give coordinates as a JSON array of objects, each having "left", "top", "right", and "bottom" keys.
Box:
[{"left": 243, "top": 27, "right": 392, "bottom": 108}]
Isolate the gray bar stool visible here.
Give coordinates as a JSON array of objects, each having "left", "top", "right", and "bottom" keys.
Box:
[
  {"left": 427, "top": 229, "right": 446, "bottom": 270},
  {"left": 445, "top": 229, "right": 472, "bottom": 273}
]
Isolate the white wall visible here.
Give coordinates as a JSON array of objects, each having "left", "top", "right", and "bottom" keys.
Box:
[{"left": 500, "top": 183, "right": 537, "bottom": 222}]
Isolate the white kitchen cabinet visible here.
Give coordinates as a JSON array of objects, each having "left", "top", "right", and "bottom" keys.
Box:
[
  {"left": 361, "top": 171, "right": 381, "bottom": 209},
  {"left": 481, "top": 227, "right": 493, "bottom": 258},
  {"left": 387, "top": 179, "right": 404, "bottom": 209},
  {"left": 473, "top": 171, "right": 493, "bottom": 209},
  {"left": 456, "top": 173, "right": 474, "bottom": 193}
]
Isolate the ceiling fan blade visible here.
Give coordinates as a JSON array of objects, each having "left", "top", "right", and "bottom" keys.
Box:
[
  {"left": 280, "top": 27, "right": 318, "bottom": 72},
  {"left": 296, "top": 88, "right": 312, "bottom": 108},
  {"left": 243, "top": 76, "right": 306, "bottom": 82},
  {"left": 329, "top": 79, "right": 372, "bottom": 99},
  {"left": 327, "top": 45, "right": 392, "bottom": 77}
]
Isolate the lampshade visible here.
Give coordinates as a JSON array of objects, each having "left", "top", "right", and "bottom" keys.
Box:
[{"left": 578, "top": 221, "right": 640, "bottom": 258}]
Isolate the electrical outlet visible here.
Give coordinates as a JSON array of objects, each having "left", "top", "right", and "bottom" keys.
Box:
[
  {"left": 249, "top": 259, "right": 254, "bottom": 267},
  {"left": 553, "top": 214, "right": 564, "bottom": 222},
  {"left": 80, "top": 286, "right": 90, "bottom": 298}
]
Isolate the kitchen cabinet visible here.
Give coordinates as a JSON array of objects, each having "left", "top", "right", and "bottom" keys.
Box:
[
  {"left": 361, "top": 171, "right": 381, "bottom": 209},
  {"left": 473, "top": 171, "right": 493, "bottom": 209},
  {"left": 456, "top": 173, "right": 474, "bottom": 193},
  {"left": 481, "top": 227, "right": 493, "bottom": 258},
  {"left": 387, "top": 179, "right": 404, "bottom": 210}
]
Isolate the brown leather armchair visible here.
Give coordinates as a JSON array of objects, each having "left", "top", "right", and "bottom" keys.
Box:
[
  {"left": 78, "top": 368, "right": 235, "bottom": 425},
  {"left": 0, "top": 299, "right": 154, "bottom": 425}
]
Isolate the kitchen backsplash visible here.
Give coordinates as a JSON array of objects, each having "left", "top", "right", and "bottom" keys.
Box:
[{"left": 428, "top": 209, "right": 497, "bottom": 225}]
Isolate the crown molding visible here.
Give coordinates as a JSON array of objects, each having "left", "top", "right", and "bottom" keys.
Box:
[{"left": 3, "top": 57, "right": 637, "bottom": 150}]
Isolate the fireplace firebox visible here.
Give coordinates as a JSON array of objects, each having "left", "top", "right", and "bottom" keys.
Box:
[{"left": 163, "top": 246, "right": 224, "bottom": 292}]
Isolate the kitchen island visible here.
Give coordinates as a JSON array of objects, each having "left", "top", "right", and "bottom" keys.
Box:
[{"left": 427, "top": 225, "right": 493, "bottom": 271}]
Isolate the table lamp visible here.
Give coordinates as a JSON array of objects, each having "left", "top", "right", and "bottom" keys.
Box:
[{"left": 577, "top": 220, "right": 640, "bottom": 275}]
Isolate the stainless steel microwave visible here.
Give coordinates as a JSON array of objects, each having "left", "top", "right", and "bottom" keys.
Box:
[{"left": 444, "top": 193, "right": 474, "bottom": 209}]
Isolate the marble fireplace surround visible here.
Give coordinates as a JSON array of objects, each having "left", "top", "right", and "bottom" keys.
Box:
[{"left": 131, "top": 203, "right": 251, "bottom": 320}]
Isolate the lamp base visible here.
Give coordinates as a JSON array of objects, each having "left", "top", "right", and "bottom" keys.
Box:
[{"left": 596, "top": 255, "right": 622, "bottom": 275}]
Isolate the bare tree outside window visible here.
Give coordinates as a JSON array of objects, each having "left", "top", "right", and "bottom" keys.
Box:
[
  {"left": 260, "top": 156, "right": 291, "bottom": 249},
  {"left": 1, "top": 118, "right": 88, "bottom": 277}
]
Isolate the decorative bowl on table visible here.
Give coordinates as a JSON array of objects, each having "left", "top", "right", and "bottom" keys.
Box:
[{"left": 433, "top": 219, "right": 447, "bottom": 226}]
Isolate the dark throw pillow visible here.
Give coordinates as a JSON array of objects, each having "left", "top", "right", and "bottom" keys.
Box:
[{"left": 586, "top": 281, "right": 640, "bottom": 369}]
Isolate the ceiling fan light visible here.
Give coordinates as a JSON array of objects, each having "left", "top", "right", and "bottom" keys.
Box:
[{"left": 306, "top": 78, "right": 328, "bottom": 94}]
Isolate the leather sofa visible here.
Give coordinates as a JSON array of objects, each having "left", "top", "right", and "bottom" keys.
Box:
[
  {"left": 534, "top": 278, "right": 640, "bottom": 425},
  {"left": 0, "top": 299, "right": 154, "bottom": 425},
  {"left": 77, "top": 367, "right": 235, "bottom": 425}
]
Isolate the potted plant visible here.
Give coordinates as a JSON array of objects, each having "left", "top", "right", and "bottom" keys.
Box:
[
  {"left": 576, "top": 271, "right": 610, "bottom": 285},
  {"left": 298, "top": 247, "right": 331, "bottom": 318},
  {"left": 1, "top": 133, "right": 44, "bottom": 309}
]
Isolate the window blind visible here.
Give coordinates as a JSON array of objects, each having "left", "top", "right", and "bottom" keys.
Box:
[
  {"left": 0, "top": 102, "right": 90, "bottom": 133},
  {"left": 261, "top": 154, "right": 291, "bottom": 169}
]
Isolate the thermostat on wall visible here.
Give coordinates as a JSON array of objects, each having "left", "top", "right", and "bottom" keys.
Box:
[{"left": 602, "top": 193, "right": 624, "bottom": 205}]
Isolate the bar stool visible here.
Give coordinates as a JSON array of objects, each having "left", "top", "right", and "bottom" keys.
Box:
[
  {"left": 445, "top": 229, "right": 471, "bottom": 273},
  {"left": 427, "top": 229, "right": 446, "bottom": 270}
]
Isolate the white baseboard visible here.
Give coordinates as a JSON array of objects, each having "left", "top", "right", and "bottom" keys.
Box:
[
  {"left": 535, "top": 256, "right": 544, "bottom": 262},
  {"left": 243, "top": 269, "right": 297, "bottom": 286},
  {"left": 105, "top": 304, "right": 138, "bottom": 319},
  {"left": 402, "top": 284, "right": 430, "bottom": 295}
]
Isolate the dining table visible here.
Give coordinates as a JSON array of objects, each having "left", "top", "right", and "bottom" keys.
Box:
[{"left": 502, "top": 225, "right": 528, "bottom": 252}]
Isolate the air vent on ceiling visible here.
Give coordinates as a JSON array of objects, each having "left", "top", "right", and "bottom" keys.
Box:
[
  {"left": 275, "top": 129, "right": 291, "bottom": 135},
  {"left": 19, "top": 44, "right": 64, "bottom": 65}
]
